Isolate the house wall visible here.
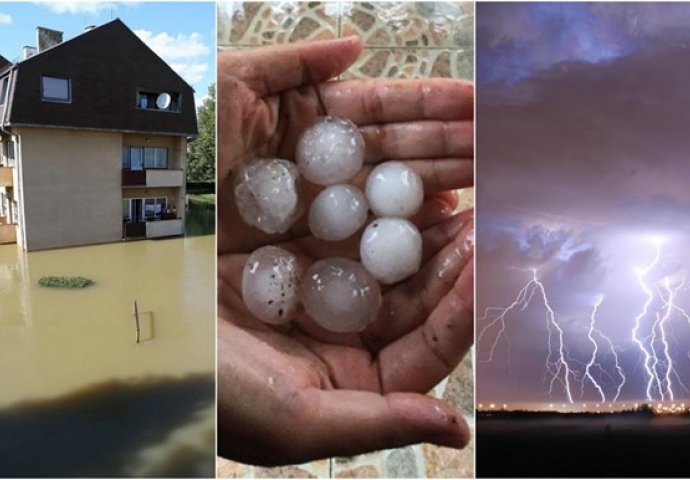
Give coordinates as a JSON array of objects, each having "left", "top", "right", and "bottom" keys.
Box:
[{"left": 17, "top": 126, "right": 122, "bottom": 250}]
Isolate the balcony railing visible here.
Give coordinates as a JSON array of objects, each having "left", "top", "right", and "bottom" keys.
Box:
[
  {"left": 0, "top": 223, "right": 16, "bottom": 244},
  {"left": 0, "top": 166, "right": 13, "bottom": 187},
  {"left": 146, "top": 218, "right": 183, "bottom": 238},
  {"left": 122, "top": 169, "right": 184, "bottom": 187},
  {"left": 123, "top": 218, "right": 183, "bottom": 239},
  {"left": 123, "top": 221, "right": 146, "bottom": 238},
  {"left": 122, "top": 169, "right": 146, "bottom": 186}
]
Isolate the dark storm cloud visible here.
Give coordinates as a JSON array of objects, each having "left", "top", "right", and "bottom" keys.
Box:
[
  {"left": 478, "top": 43, "right": 690, "bottom": 232},
  {"left": 477, "top": 3, "right": 690, "bottom": 404},
  {"left": 478, "top": 2, "right": 690, "bottom": 85}
]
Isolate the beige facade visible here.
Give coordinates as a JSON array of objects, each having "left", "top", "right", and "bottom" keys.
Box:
[
  {"left": 16, "top": 127, "right": 122, "bottom": 250},
  {"left": 10, "top": 127, "right": 187, "bottom": 251}
]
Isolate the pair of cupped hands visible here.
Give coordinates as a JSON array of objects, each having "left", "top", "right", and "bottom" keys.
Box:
[{"left": 217, "top": 37, "right": 474, "bottom": 466}]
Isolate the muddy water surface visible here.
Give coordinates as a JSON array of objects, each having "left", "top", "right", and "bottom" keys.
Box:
[{"left": 0, "top": 236, "right": 215, "bottom": 477}]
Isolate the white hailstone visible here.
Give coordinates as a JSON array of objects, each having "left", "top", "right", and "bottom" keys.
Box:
[
  {"left": 234, "top": 158, "right": 301, "bottom": 234},
  {"left": 242, "top": 246, "right": 302, "bottom": 325},
  {"left": 360, "top": 217, "right": 422, "bottom": 284},
  {"left": 300, "top": 257, "right": 381, "bottom": 333},
  {"left": 296, "top": 116, "right": 365, "bottom": 186},
  {"left": 365, "top": 161, "right": 424, "bottom": 217},
  {"left": 309, "top": 184, "right": 368, "bottom": 241}
]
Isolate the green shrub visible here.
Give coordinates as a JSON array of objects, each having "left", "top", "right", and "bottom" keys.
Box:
[{"left": 38, "top": 276, "right": 94, "bottom": 289}]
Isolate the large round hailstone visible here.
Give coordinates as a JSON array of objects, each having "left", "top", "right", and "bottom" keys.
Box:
[
  {"left": 234, "top": 158, "right": 301, "bottom": 234},
  {"left": 242, "top": 245, "right": 301, "bottom": 325},
  {"left": 360, "top": 217, "right": 422, "bottom": 284},
  {"left": 296, "top": 116, "right": 365, "bottom": 186},
  {"left": 300, "top": 258, "right": 381, "bottom": 333},
  {"left": 309, "top": 184, "right": 368, "bottom": 241},
  {"left": 365, "top": 161, "right": 424, "bottom": 217}
]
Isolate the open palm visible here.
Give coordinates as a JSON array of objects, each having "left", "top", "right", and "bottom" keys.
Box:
[{"left": 217, "top": 37, "right": 475, "bottom": 466}]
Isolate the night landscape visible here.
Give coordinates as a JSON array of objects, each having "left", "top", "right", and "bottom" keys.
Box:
[{"left": 476, "top": 3, "right": 690, "bottom": 477}]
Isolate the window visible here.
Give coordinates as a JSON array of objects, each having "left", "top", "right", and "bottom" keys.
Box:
[
  {"left": 0, "top": 77, "right": 8, "bottom": 106},
  {"left": 136, "top": 90, "right": 180, "bottom": 113},
  {"left": 3, "top": 141, "right": 15, "bottom": 167},
  {"left": 124, "top": 197, "right": 167, "bottom": 223},
  {"left": 122, "top": 146, "right": 168, "bottom": 169},
  {"left": 41, "top": 76, "right": 70, "bottom": 102},
  {"left": 144, "top": 197, "right": 167, "bottom": 221}
]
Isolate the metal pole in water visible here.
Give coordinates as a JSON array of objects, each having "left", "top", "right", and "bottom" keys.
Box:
[{"left": 133, "top": 300, "right": 140, "bottom": 344}]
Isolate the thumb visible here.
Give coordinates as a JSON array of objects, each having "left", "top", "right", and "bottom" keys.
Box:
[{"left": 283, "top": 389, "right": 469, "bottom": 462}]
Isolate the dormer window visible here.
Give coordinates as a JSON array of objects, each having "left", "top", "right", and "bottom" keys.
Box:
[
  {"left": 137, "top": 89, "right": 180, "bottom": 113},
  {"left": 0, "top": 77, "right": 8, "bottom": 106},
  {"left": 41, "top": 76, "right": 70, "bottom": 102}
]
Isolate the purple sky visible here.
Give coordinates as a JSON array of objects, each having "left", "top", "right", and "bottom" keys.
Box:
[{"left": 477, "top": 3, "right": 690, "bottom": 405}]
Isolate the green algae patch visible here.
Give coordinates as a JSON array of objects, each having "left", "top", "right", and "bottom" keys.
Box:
[{"left": 38, "top": 276, "right": 94, "bottom": 289}]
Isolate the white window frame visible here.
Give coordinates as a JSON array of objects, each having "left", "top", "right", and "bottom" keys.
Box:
[
  {"left": 124, "top": 197, "right": 168, "bottom": 223},
  {"left": 41, "top": 76, "right": 71, "bottom": 103},
  {"left": 123, "top": 145, "right": 168, "bottom": 170}
]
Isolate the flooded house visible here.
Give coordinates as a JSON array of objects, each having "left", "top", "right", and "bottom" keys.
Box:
[{"left": 0, "top": 19, "right": 197, "bottom": 250}]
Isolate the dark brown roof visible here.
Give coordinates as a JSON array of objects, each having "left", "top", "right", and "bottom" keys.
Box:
[
  {"left": 0, "top": 55, "right": 8, "bottom": 70},
  {"left": 4, "top": 19, "right": 197, "bottom": 136}
]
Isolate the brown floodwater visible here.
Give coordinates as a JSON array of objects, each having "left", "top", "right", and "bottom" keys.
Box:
[{"left": 0, "top": 236, "right": 215, "bottom": 477}]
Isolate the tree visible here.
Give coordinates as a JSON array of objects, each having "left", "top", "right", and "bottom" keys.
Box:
[{"left": 187, "top": 84, "right": 215, "bottom": 183}]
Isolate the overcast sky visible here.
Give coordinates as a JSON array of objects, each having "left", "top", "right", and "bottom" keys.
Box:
[
  {"left": 477, "top": 3, "right": 690, "bottom": 406},
  {"left": 0, "top": 2, "right": 215, "bottom": 106}
]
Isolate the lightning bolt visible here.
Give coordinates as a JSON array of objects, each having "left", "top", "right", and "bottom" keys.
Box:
[
  {"left": 583, "top": 297, "right": 607, "bottom": 402},
  {"left": 581, "top": 296, "right": 627, "bottom": 403},
  {"left": 478, "top": 269, "right": 576, "bottom": 403},
  {"left": 659, "top": 280, "right": 675, "bottom": 401},
  {"left": 632, "top": 239, "right": 663, "bottom": 401},
  {"left": 479, "top": 237, "right": 688, "bottom": 407},
  {"left": 652, "top": 277, "right": 690, "bottom": 401}
]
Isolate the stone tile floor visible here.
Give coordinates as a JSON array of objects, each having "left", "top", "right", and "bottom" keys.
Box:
[{"left": 217, "top": 2, "right": 474, "bottom": 477}]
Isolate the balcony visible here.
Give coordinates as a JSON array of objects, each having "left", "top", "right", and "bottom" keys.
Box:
[
  {"left": 123, "top": 219, "right": 183, "bottom": 239},
  {"left": 0, "top": 166, "right": 12, "bottom": 187},
  {"left": 122, "top": 169, "right": 184, "bottom": 188},
  {"left": 146, "top": 218, "right": 183, "bottom": 238},
  {"left": 0, "top": 223, "right": 16, "bottom": 244},
  {"left": 123, "top": 221, "right": 146, "bottom": 239}
]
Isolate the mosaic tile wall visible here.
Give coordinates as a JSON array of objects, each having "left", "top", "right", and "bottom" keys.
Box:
[{"left": 217, "top": 2, "right": 474, "bottom": 477}]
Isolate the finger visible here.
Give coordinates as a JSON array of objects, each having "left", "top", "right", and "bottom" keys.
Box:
[
  {"left": 378, "top": 255, "right": 474, "bottom": 394},
  {"left": 219, "top": 37, "right": 363, "bottom": 97},
  {"left": 352, "top": 158, "right": 474, "bottom": 193},
  {"left": 283, "top": 389, "right": 469, "bottom": 462},
  {"left": 361, "top": 121, "right": 473, "bottom": 162},
  {"left": 363, "top": 214, "right": 474, "bottom": 351},
  {"left": 320, "top": 78, "right": 474, "bottom": 126}
]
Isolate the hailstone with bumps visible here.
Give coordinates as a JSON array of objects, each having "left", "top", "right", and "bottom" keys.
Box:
[
  {"left": 241, "top": 245, "right": 301, "bottom": 325},
  {"left": 300, "top": 257, "right": 381, "bottom": 333},
  {"left": 296, "top": 116, "right": 365, "bottom": 185},
  {"left": 234, "top": 158, "right": 301, "bottom": 234},
  {"left": 238, "top": 116, "right": 430, "bottom": 332}
]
